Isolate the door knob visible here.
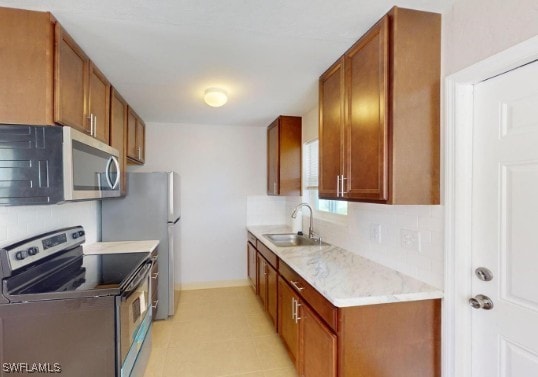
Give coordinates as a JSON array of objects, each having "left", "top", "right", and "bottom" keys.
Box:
[{"left": 468, "top": 294, "right": 494, "bottom": 310}]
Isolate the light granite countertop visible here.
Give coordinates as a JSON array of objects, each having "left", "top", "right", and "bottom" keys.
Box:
[
  {"left": 83, "top": 240, "right": 159, "bottom": 255},
  {"left": 247, "top": 224, "right": 443, "bottom": 308}
]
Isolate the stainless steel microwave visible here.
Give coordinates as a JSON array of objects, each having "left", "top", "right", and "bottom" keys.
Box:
[{"left": 0, "top": 125, "right": 121, "bottom": 205}]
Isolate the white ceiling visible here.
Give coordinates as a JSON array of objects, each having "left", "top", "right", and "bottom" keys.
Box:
[{"left": 1, "top": 0, "right": 453, "bottom": 127}]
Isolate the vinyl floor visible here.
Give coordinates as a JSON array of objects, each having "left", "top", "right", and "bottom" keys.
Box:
[{"left": 143, "top": 286, "right": 298, "bottom": 377}]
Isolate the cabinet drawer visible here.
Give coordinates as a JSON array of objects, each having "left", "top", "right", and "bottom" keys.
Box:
[
  {"left": 257, "top": 241, "right": 278, "bottom": 269},
  {"left": 247, "top": 232, "right": 257, "bottom": 246},
  {"left": 279, "top": 262, "right": 338, "bottom": 332}
]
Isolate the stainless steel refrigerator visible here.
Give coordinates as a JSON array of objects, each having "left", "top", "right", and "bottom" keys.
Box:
[{"left": 101, "top": 172, "right": 180, "bottom": 320}]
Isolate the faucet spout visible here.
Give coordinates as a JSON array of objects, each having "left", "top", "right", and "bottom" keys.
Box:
[{"left": 291, "top": 203, "right": 315, "bottom": 239}]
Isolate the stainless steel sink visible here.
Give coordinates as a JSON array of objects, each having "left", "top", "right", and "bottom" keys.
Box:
[{"left": 263, "top": 233, "right": 328, "bottom": 247}]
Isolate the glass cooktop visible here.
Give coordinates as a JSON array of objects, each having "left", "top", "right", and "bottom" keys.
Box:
[{"left": 6, "top": 248, "right": 150, "bottom": 299}]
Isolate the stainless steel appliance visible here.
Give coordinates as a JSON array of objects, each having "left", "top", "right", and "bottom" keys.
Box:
[
  {"left": 0, "top": 226, "right": 152, "bottom": 377},
  {"left": 0, "top": 125, "right": 121, "bottom": 205},
  {"left": 101, "top": 172, "right": 180, "bottom": 320}
]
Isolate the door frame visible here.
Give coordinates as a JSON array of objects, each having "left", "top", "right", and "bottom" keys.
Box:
[{"left": 444, "top": 36, "right": 538, "bottom": 377}]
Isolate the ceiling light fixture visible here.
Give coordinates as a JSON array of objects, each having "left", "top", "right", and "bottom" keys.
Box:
[{"left": 204, "top": 88, "right": 228, "bottom": 107}]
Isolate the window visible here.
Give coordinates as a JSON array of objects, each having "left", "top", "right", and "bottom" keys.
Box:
[{"left": 303, "top": 139, "right": 347, "bottom": 215}]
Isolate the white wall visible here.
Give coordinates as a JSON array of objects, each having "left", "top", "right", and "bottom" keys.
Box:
[
  {"left": 443, "top": 0, "right": 538, "bottom": 75},
  {"left": 301, "top": 107, "right": 444, "bottom": 288},
  {"left": 0, "top": 201, "right": 99, "bottom": 248},
  {"left": 130, "top": 122, "right": 267, "bottom": 288}
]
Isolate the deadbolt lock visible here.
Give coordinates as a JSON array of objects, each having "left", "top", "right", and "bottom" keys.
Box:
[{"left": 475, "top": 267, "right": 493, "bottom": 281}]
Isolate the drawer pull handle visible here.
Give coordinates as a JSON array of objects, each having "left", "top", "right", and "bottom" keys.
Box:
[
  {"left": 152, "top": 272, "right": 159, "bottom": 279},
  {"left": 152, "top": 300, "right": 159, "bottom": 309},
  {"left": 290, "top": 280, "right": 304, "bottom": 291},
  {"left": 295, "top": 301, "right": 302, "bottom": 324}
]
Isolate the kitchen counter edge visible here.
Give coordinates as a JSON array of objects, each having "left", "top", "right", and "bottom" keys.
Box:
[
  {"left": 247, "top": 224, "right": 443, "bottom": 308},
  {"left": 83, "top": 240, "right": 160, "bottom": 255}
]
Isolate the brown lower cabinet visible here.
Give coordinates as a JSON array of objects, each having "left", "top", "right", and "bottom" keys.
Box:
[
  {"left": 247, "top": 240, "right": 257, "bottom": 292},
  {"left": 279, "top": 277, "right": 338, "bottom": 377},
  {"left": 248, "top": 233, "right": 440, "bottom": 377},
  {"left": 257, "top": 253, "right": 277, "bottom": 329},
  {"left": 278, "top": 278, "right": 299, "bottom": 365}
]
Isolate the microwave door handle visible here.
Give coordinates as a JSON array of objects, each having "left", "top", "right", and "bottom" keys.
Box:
[{"left": 105, "top": 156, "right": 120, "bottom": 190}]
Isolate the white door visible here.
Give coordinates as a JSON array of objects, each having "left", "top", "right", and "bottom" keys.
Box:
[{"left": 471, "top": 61, "right": 538, "bottom": 376}]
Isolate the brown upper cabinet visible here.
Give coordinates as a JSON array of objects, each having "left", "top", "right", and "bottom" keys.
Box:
[
  {"left": 110, "top": 88, "right": 128, "bottom": 196},
  {"left": 319, "top": 7, "right": 441, "bottom": 204},
  {"left": 127, "top": 108, "right": 146, "bottom": 165},
  {"left": 54, "top": 24, "right": 110, "bottom": 143},
  {"left": 0, "top": 7, "right": 146, "bottom": 162},
  {"left": 0, "top": 8, "right": 55, "bottom": 125},
  {"left": 267, "top": 116, "right": 302, "bottom": 196}
]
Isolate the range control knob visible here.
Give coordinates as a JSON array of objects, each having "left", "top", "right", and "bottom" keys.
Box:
[
  {"left": 72, "top": 230, "right": 85, "bottom": 239},
  {"left": 15, "top": 250, "right": 28, "bottom": 260},
  {"left": 27, "top": 247, "right": 39, "bottom": 256}
]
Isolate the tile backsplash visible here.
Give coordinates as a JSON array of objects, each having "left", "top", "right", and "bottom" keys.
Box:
[
  {"left": 305, "top": 203, "right": 444, "bottom": 288},
  {"left": 246, "top": 195, "right": 292, "bottom": 226},
  {"left": 0, "top": 201, "right": 99, "bottom": 247}
]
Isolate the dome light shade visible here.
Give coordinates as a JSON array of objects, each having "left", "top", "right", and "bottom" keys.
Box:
[{"left": 204, "top": 88, "right": 228, "bottom": 107}]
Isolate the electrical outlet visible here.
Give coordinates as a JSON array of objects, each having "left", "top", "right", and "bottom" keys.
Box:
[
  {"left": 400, "top": 229, "right": 420, "bottom": 251},
  {"left": 369, "top": 224, "right": 382, "bottom": 244}
]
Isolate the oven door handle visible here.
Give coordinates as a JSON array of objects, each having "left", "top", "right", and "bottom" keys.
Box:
[{"left": 122, "top": 261, "right": 152, "bottom": 298}]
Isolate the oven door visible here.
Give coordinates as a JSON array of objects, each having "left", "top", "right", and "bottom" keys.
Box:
[
  {"left": 119, "top": 260, "right": 152, "bottom": 376},
  {"left": 63, "top": 127, "right": 121, "bottom": 201}
]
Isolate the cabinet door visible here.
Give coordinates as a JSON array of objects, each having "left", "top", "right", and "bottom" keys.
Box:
[
  {"left": 267, "top": 119, "right": 279, "bottom": 195},
  {"left": 127, "top": 108, "right": 145, "bottom": 164},
  {"left": 344, "top": 16, "right": 389, "bottom": 201},
  {"left": 278, "top": 278, "right": 299, "bottom": 366},
  {"left": 0, "top": 8, "right": 54, "bottom": 125},
  {"left": 257, "top": 254, "right": 267, "bottom": 305},
  {"left": 247, "top": 242, "right": 258, "bottom": 293},
  {"left": 266, "top": 262, "right": 278, "bottom": 328},
  {"left": 126, "top": 108, "right": 138, "bottom": 160},
  {"left": 54, "top": 24, "right": 88, "bottom": 132},
  {"left": 300, "top": 303, "right": 337, "bottom": 377},
  {"left": 135, "top": 118, "right": 145, "bottom": 163},
  {"left": 110, "top": 89, "right": 127, "bottom": 196},
  {"left": 319, "top": 59, "right": 345, "bottom": 199},
  {"left": 88, "top": 62, "right": 110, "bottom": 143}
]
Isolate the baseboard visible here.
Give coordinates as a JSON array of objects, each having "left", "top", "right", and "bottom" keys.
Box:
[{"left": 176, "top": 279, "right": 250, "bottom": 291}]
